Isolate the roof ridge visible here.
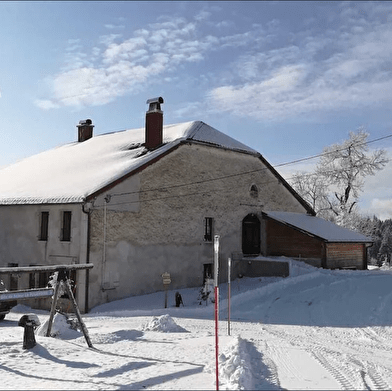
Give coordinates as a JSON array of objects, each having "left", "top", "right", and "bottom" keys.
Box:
[{"left": 182, "top": 120, "right": 204, "bottom": 140}]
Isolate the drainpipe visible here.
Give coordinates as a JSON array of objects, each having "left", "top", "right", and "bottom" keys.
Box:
[
  {"left": 82, "top": 202, "right": 92, "bottom": 313},
  {"left": 102, "top": 195, "right": 111, "bottom": 291}
]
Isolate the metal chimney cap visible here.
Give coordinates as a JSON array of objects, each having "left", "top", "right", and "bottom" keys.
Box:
[
  {"left": 146, "top": 97, "right": 164, "bottom": 112},
  {"left": 146, "top": 97, "right": 164, "bottom": 105},
  {"left": 78, "top": 119, "right": 94, "bottom": 126}
]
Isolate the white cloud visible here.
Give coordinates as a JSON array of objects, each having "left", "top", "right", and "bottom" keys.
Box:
[
  {"left": 360, "top": 148, "right": 392, "bottom": 219},
  {"left": 368, "top": 199, "right": 392, "bottom": 220},
  {"left": 208, "top": 65, "right": 309, "bottom": 119},
  {"left": 194, "top": 10, "right": 211, "bottom": 22},
  {"left": 34, "top": 99, "right": 60, "bottom": 110},
  {"left": 208, "top": 4, "right": 392, "bottom": 121},
  {"left": 37, "top": 14, "right": 222, "bottom": 109},
  {"left": 37, "top": 2, "right": 392, "bottom": 118},
  {"left": 173, "top": 101, "right": 204, "bottom": 119},
  {"left": 104, "top": 24, "right": 125, "bottom": 29},
  {"left": 99, "top": 34, "right": 122, "bottom": 46}
]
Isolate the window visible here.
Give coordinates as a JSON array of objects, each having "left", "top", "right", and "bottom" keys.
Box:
[
  {"left": 61, "top": 211, "right": 72, "bottom": 241},
  {"left": 204, "top": 217, "right": 213, "bottom": 242},
  {"left": 250, "top": 184, "right": 258, "bottom": 198},
  {"left": 29, "top": 265, "right": 49, "bottom": 288},
  {"left": 39, "top": 211, "right": 49, "bottom": 241},
  {"left": 39, "top": 271, "right": 50, "bottom": 288}
]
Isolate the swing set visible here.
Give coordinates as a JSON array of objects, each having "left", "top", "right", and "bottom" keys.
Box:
[{"left": 0, "top": 263, "right": 94, "bottom": 347}]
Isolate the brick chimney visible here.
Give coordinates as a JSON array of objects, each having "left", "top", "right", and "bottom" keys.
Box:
[
  {"left": 77, "top": 119, "right": 94, "bottom": 142},
  {"left": 145, "top": 97, "right": 164, "bottom": 149}
]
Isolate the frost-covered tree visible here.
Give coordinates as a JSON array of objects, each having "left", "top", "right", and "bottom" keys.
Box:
[
  {"left": 290, "top": 171, "right": 332, "bottom": 220},
  {"left": 315, "top": 128, "right": 388, "bottom": 226}
]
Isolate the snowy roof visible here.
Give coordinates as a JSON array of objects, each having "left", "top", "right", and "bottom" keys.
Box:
[
  {"left": 264, "top": 211, "right": 373, "bottom": 243},
  {"left": 0, "top": 121, "right": 258, "bottom": 205}
]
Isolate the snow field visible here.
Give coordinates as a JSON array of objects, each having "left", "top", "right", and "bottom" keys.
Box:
[{"left": 2, "top": 259, "right": 392, "bottom": 389}]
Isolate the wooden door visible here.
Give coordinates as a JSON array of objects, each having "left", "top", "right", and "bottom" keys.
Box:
[{"left": 242, "top": 214, "right": 261, "bottom": 256}]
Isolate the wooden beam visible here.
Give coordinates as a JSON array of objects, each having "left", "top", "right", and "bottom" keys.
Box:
[{"left": 0, "top": 288, "right": 54, "bottom": 301}]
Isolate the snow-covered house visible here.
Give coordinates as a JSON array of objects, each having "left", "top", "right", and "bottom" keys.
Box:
[{"left": 0, "top": 98, "right": 372, "bottom": 312}]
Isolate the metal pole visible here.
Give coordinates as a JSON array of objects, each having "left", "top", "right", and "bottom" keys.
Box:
[
  {"left": 228, "top": 257, "right": 231, "bottom": 336},
  {"left": 214, "top": 235, "right": 220, "bottom": 391},
  {"left": 164, "top": 285, "right": 168, "bottom": 309},
  {"left": 102, "top": 199, "right": 107, "bottom": 288}
]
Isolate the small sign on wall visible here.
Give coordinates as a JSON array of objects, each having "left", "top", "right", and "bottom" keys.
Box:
[{"left": 162, "top": 272, "right": 171, "bottom": 285}]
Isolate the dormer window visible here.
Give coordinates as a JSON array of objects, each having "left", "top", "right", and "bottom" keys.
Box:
[{"left": 250, "top": 184, "right": 258, "bottom": 198}]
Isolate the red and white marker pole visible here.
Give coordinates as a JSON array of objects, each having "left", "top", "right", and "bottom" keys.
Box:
[{"left": 214, "top": 235, "right": 220, "bottom": 390}]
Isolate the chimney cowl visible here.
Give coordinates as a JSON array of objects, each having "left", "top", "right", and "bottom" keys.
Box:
[
  {"left": 145, "top": 97, "right": 164, "bottom": 150},
  {"left": 77, "top": 119, "right": 94, "bottom": 142},
  {"left": 146, "top": 97, "right": 164, "bottom": 112},
  {"left": 79, "top": 119, "right": 93, "bottom": 126}
]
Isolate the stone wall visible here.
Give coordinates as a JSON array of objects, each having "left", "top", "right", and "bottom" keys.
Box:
[{"left": 87, "top": 143, "right": 308, "bottom": 308}]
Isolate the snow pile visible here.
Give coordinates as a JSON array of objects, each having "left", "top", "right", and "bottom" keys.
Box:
[
  {"left": 142, "top": 314, "right": 187, "bottom": 332},
  {"left": 221, "top": 265, "right": 392, "bottom": 327},
  {"left": 11, "top": 304, "right": 48, "bottom": 315},
  {"left": 218, "top": 336, "right": 255, "bottom": 390},
  {"left": 36, "top": 312, "right": 82, "bottom": 340}
]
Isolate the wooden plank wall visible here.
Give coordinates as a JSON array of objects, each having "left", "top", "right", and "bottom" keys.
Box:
[
  {"left": 326, "top": 243, "right": 365, "bottom": 269},
  {"left": 266, "top": 219, "right": 323, "bottom": 260}
]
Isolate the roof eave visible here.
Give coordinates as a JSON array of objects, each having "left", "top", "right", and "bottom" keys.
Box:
[{"left": 258, "top": 155, "right": 316, "bottom": 216}]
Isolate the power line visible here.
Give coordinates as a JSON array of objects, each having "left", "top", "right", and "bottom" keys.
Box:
[
  {"left": 93, "top": 162, "right": 390, "bottom": 210},
  {"left": 107, "top": 132, "right": 392, "bottom": 200},
  {"left": 275, "top": 133, "right": 392, "bottom": 168}
]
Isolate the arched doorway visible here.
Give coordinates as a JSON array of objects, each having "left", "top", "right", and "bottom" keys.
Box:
[{"left": 242, "top": 214, "right": 261, "bottom": 256}]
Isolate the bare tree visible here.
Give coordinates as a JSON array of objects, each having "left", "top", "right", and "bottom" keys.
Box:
[
  {"left": 316, "top": 128, "right": 388, "bottom": 225},
  {"left": 290, "top": 171, "right": 331, "bottom": 218}
]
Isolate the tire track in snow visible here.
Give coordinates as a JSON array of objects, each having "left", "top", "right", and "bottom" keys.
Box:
[
  {"left": 367, "top": 363, "right": 391, "bottom": 390},
  {"left": 261, "top": 341, "right": 281, "bottom": 389},
  {"left": 262, "top": 326, "right": 358, "bottom": 390},
  {"left": 351, "top": 358, "right": 391, "bottom": 391},
  {"left": 309, "top": 348, "right": 356, "bottom": 390}
]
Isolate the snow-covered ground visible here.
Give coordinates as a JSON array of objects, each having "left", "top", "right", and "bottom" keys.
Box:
[{"left": 2, "top": 259, "right": 392, "bottom": 390}]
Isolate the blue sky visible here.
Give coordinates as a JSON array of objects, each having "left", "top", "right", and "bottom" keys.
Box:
[{"left": 1, "top": 1, "right": 392, "bottom": 218}]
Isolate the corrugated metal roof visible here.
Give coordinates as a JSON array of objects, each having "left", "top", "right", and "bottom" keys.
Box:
[
  {"left": 265, "top": 211, "right": 373, "bottom": 243},
  {"left": 0, "top": 121, "right": 258, "bottom": 205}
]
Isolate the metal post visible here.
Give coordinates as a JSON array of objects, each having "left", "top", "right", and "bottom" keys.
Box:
[
  {"left": 164, "top": 285, "right": 168, "bottom": 309},
  {"left": 102, "top": 197, "right": 108, "bottom": 288},
  {"left": 214, "top": 235, "right": 220, "bottom": 391}
]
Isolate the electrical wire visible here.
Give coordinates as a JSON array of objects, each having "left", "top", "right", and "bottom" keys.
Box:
[{"left": 104, "top": 132, "right": 392, "bottom": 202}]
